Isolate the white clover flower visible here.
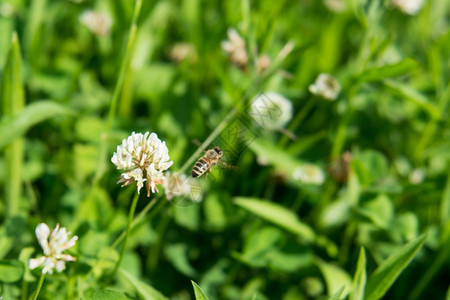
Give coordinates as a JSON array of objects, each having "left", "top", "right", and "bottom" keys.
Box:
[
  {"left": 0, "top": 2, "right": 14, "bottom": 17},
  {"left": 29, "top": 223, "right": 78, "bottom": 275},
  {"left": 111, "top": 132, "right": 173, "bottom": 197},
  {"left": 250, "top": 92, "right": 293, "bottom": 130},
  {"left": 309, "top": 73, "right": 341, "bottom": 101},
  {"left": 163, "top": 172, "right": 202, "bottom": 202},
  {"left": 79, "top": 10, "right": 113, "bottom": 36},
  {"left": 409, "top": 168, "right": 425, "bottom": 184},
  {"left": 169, "top": 42, "right": 198, "bottom": 64},
  {"left": 221, "top": 28, "right": 248, "bottom": 69},
  {"left": 293, "top": 164, "right": 325, "bottom": 185},
  {"left": 323, "top": 0, "right": 347, "bottom": 12},
  {"left": 392, "top": 0, "right": 425, "bottom": 15}
]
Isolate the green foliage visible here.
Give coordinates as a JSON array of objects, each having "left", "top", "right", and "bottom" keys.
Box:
[{"left": 0, "top": 0, "right": 448, "bottom": 299}]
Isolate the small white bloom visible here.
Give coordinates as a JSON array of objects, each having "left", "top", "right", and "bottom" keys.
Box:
[
  {"left": 250, "top": 92, "right": 293, "bottom": 130},
  {"left": 293, "top": 164, "right": 325, "bottom": 185},
  {"left": 163, "top": 172, "right": 202, "bottom": 202},
  {"left": 79, "top": 10, "right": 113, "bottom": 36},
  {"left": 392, "top": 0, "right": 425, "bottom": 15},
  {"left": 169, "top": 42, "right": 198, "bottom": 64},
  {"left": 111, "top": 132, "right": 173, "bottom": 197},
  {"left": 221, "top": 28, "right": 248, "bottom": 69},
  {"left": 29, "top": 223, "right": 78, "bottom": 275},
  {"left": 309, "top": 73, "right": 341, "bottom": 101},
  {"left": 323, "top": 0, "right": 347, "bottom": 12},
  {"left": 409, "top": 168, "right": 425, "bottom": 184},
  {"left": 0, "top": 2, "right": 14, "bottom": 17}
]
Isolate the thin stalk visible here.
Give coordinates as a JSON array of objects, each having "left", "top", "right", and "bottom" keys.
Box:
[
  {"left": 111, "top": 195, "right": 161, "bottom": 248},
  {"left": 32, "top": 273, "right": 45, "bottom": 300},
  {"left": 279, "top": 98, "right": 315, "bottom": 147},
  {"left": 112, "top": 192, "right": 140, "bottom": 278},
  {"left": 93, "top": 0, "right": 142, "bottom": 185}
]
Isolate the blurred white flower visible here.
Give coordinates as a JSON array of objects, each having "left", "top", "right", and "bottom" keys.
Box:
[
  {"left": 163, "top": 172, "right": 202, "bottom": 202},
  {"left": 79, "top": 10, "right": 113, "bottom": 36},
  {"left": 221, "top": 28, "right": 248, "bottom": 69},
  {"left": 169, "top": 42, "right": 198, "bottom": 64},
  {"left": 309, "top": 73, "right": 341, "bottom": 101},
  {"left": 324, "top": 0, "right": 347, "bottom": 12},
  {"left": 409, "top": 168, "right": 425, "bottom": 184},
  {"left": 293, "top": 164, "right": 325, "bottom": 185},
  {"left": 111, "top": 132, "right": 173, "bottom": 197},
  {"left": 29, "top": 223, "right": 78, "bottom": 275},
  {"left": 0, "top": 2, "right": 14, "bottom": 17},
  {"left": 250, "top": 92, "right": 293, "bottom": 130},
  {"left": 392, "top": 0, "right": 425, "bottom": 15}
]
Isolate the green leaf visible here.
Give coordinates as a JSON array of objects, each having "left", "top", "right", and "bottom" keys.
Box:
[
  {"left": 164, "top": 243, "right": 197, "bottom": 277},
  {"left": 317, "top": 260, "right": 352, "bottom": 298},
  {"left": 120, "top": 269, "right": 168, "bottom": 300},
  {"left": 350, "top": 247, "right": 367, "bottom": 300},
  {"left": 358, "top": 58, "right": 418, "bottom": 83},
  {"left": 191, "top": 281, "right": 211, "bottom": 300},
  {"left": 234, "top": 197, "right": 315, "bottom": 242},
  {"left": 85, "top": 289, "right": 131, "bottom": 300},
  {"left": 327, "top": 286, "right": 345, "bottom": 300},
  {"left": 0, "top": 101, "right": 74, "bottom": 150},
  {"left": 365, "top": 235, "right": 427, "bottom": 300},
  {"left": 0, "top": 260, "right": 24, "bottom": 283},
  {"left": 383, "top": 79, "right": 440, "bottom": 119}
]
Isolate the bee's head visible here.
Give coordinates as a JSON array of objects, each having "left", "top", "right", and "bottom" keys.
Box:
[{"left": 213, "top": 147, "right": 222, "bottom": 156}]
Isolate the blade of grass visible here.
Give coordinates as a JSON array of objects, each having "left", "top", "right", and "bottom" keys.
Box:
[
  {"left": 1, "top": 32, "right": 25, "bottom": 217},
  {"left": 365, "top": 235, "right": 427, "bottom": 300},
  {"left": 93, "top": 0, "right": 142, "bottom": 185},
  {"left": 191, "top": 281, "right": 210, "bottom": 300},
  {"left": 350, "top": 247, "right": 367, "bottom": 300}
]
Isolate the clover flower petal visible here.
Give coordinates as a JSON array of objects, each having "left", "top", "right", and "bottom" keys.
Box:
[
  {"left": 112, "top": 132, "right": 173, "bottom": 196},
  {"left": 29, "top": 223, "right": 78, "bottom": 275}
]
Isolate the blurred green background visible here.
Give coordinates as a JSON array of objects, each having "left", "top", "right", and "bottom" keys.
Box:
[{"left": 0, "top": 0, "right": 449, "bottom": 299}]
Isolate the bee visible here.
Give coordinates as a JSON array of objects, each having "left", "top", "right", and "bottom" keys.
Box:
[{"left": 192, "top": 146, "right": 225, "bottom": 178}]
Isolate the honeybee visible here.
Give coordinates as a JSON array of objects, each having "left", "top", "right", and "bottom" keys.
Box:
[{"left": 192, "top": 146, "right": 225, "bottom": 178}]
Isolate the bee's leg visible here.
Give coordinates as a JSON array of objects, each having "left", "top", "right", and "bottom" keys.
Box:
[
  {"left": 205, "top": 167, "right": 212, "bottom": 178},
  {"left": 219, "top": 161, "right": 237, "bottom": 170}
]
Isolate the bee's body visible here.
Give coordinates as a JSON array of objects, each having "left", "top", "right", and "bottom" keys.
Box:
[{"left": 192, "top": 147, "right": 223, "bottom": 178}]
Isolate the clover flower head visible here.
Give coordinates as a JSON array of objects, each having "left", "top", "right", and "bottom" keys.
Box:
[
  {"left": 293, "top": 164, "right": 325, "bottom": 185},
  {"left": 169, "top": 42, "right": 198, "bottom": 64},
  {"left": 309, "top": 73, "right": 341, "bottom": 101},
  {"left": 29, "top": 223, "right": 78, "bottom": 275},
  {"left": 392, "top": 0, "right": 425, "bottom": 15},
  {"left": 409, "top": 168, "right": 425, "bottom": 184},
  {"left": 250, "top": 92, "right": 293, "bottom": 130},
  {"left": 221, "top": 28, "right": 248, "bottom": 69},
  {"left": 0, "top": 2, "right": 14, "bottom": 17},
  {"left": 163, "top": 172, "right": 202, "bottom": 202},
  {"left": 79, "top": 10, "right": 113, "bottom": 36},
  {"left": 111, "top": 132, "right": 173, "bottom": 197},
  {"left": 323, "top": 0, "right": 347, "bottom": 12}
]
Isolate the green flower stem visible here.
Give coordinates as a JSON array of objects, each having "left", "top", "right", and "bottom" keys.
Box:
[
  {"left": 32, "top": 273, "right": 45, "bottom": 300},
  {"left": 111, "top": 195, "right": 161, "bottom": 249},
  {"left": 93, "top": 0, "right": 142, "bottom": 185},
  {"left": 112, "top": 192, "right": 140, "bottom": 278},
  {"left": 279, "top": 98, "right": 315, "bottom": 148}
]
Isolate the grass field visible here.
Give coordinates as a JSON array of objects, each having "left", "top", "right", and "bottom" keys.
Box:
[{"left": 0, "top": 0, "right": 449, "bottom": 299}]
